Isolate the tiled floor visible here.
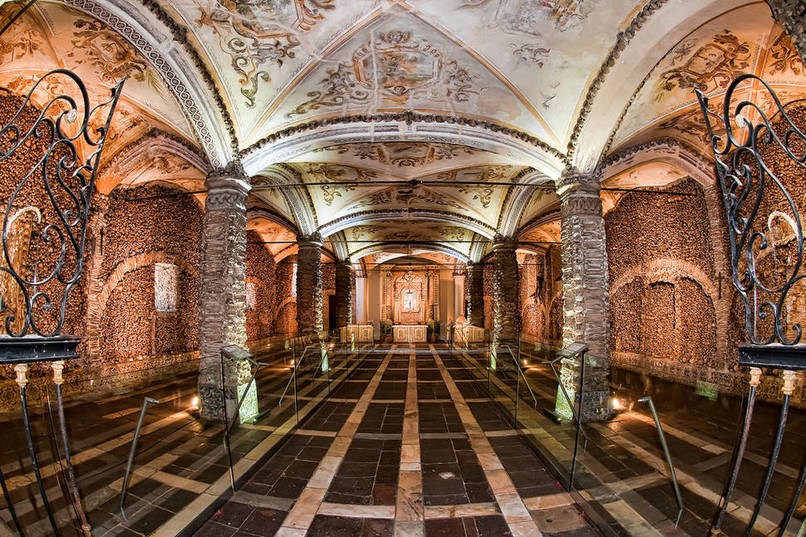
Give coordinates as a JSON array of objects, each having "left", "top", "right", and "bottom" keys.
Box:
[
  {"left": 2, "top": 342, "right": 803, "bottom": 537},
  {"left": 195, "top": 345, "right": 592, "bottom": 537}
]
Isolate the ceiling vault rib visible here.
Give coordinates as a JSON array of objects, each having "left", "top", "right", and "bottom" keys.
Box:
[
  {"left": 137, "top": 0, "right": 239, "bottom": 152},
  {"left": 565, "top": 0, "right": 670, "bottom": 163},
  {"left": 240, "top": 111, "right": 567, "bottom": 163},
  {"left": 404, "top": 6, "right": 560, "bottom": 145}
]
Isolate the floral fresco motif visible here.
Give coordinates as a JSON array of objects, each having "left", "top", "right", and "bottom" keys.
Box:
[
  {"left": 348, "top": 185, "right": 467, "bottom": 211},
  {"left": 767, "top": 31, "right": 803, "bottom": 76},
  {"left": 197, "top": 0, "right": 336, "bottom": 107},
  {"left": 289, "top": 31, "right": 478, "bottom": 116},
  {"left": 0, "top": 28, "right": 41, "bottom": 62},
  {"left": 657, "top": 106, "right": 725, "bottom": 145},
  {"left": 313, "top": 142, "right": 481, "bottom": 167},
  {"left": 68, "top": 19, "right": 149, "bottom": 82},
  {"left": 655, "top": 31, "right": 751, "bottom": 101},
  {"left": 495, "top": 0, "right": 590, "bottom": 34},
  {"left": 303, "top": 163, "right": 375, "bottom": 205},
  {"left": 512, "top": 43, "right": 550, "bottom": 66},
  {"left": 435, "top": 165, "right": 519, "bottom": 209}
]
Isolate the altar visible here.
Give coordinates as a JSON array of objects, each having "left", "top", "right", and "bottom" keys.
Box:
[{"left": 393, "top": 325, "right": 428, "bottom": 343}]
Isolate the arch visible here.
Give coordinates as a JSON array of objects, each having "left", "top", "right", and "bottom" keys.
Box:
[
  {"left": 246, "top": 207, "right": 299, "bottom": 236},
  {"left": 62, "top": 0, "right": 235, "bottom": 166},
  {"left": 256, "top": 164, "right": 318, "bottom": 235},
  {"left": 96, "top": 251, "right": 200, "bottom": 317},
  {"left": 568, "top": 0, "right": 750, "bottom": 172},
  {"left": 497, "top": 169, "right": 555, "bottom": 237},
  {"left": 97, "top": 129, "right": 211, "bottom": 194},
  {"left": 319, "top": 211, "right": 496, "bottom": 240},
  {"left": 240, "top": 115, "right": 567, "bottom": 179},
  {"left": 350, "top": 243, "right": 470, "bottom": 264}
]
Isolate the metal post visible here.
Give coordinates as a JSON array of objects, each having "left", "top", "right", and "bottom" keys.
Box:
[
  {"left": 568, "top": 352, "right": 585, "bottom": 490},
  {"left": 743, "top": 394, "right": 791, "bottom": 537},
  {"left": 14, "top": 365, "right": 60, "bottom": 536},
  {"left": 515, "top": 356, "right": 520, "bottom": 425},
  {"left": 120, "top": 397, "right": 159, "bottom": 517},
  {"left": 711, "top": 369, "right": 760, "bottom": 535},
  {"left": 639, "top": 396, "right": 684, "bottom": 526},
  {"left": 52, "top": 361, "right": 92, "bottom": 536},
  {"left": 293, "top": 359, "right": 300, "bottom": 425},
  {"left": 0, "top": 464, "right": 24, "bottom": 536}
]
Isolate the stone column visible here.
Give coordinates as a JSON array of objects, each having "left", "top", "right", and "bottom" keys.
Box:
[
  {"left": 555, "top": 170, "right": 611, "bottom": 421},
  {"left": 453, "top": 269, "right": 466, "bottom": 320},
  {"left": 492, "top": 238, "right": 520, "bottom": 348},
  {"left": 296, "top": 234, "right": 323, "bottom": 337},
  {"left": 765, "top": 0, "right": 806, "bottom": 62},
  {"left": 84, "top": 193, "right": 109, "bottom": 368},
  {"left": 334, "top": 259, "right": 353, "bottom": 329},
  {"left": 467, "top": 262, "right": 485, "bottom": 327},
  {"left": 197, "top": 165, "right": 251, "bottom": 422}
]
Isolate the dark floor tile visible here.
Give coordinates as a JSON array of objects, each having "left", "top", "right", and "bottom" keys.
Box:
[{"left": 307, "top": 515, "right": 363, "bottom": 537}]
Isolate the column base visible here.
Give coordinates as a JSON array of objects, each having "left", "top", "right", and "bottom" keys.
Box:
[{"left": 554, "top": 387, "right": 611, "bottom": 422}]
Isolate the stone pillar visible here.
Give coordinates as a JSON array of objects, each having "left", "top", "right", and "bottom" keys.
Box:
[
  {"left": 334, "top": 259, "right": 353, "bottom": 329},
  {"left": 296, "top": 234, "right": 323, "bottom": 337},
  {"left": 453, "top": 269, "right": 466, "bottom": 320},
  {"left": 197, "top": 165, "right": 251, "bottom": 422},
  {"left": 492, "top": 239, "right": 520, "bottom": 348},
  {"left": 765, "top": 0, "right": 806, "bottom": 62},
  {"left": 84, "top": 193, "right": 109, "bottom": 368},
  {"left": 467, "top": 262, "right": 485, "bottom": 327},
  {"left": 555, "top": 170, "right": 611, "bottom": 421}
]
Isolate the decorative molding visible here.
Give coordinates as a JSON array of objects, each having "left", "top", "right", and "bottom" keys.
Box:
[
  {"left": 256, "top": 164, "right": 318, "bottom": 234},
  {"left": 598, "top": 137, "right": 715, "bottom": 182},
  {"left": 349, "top": 242, "right": 470, "bottom": 264},
  {"left": 240, "top": 111, "right": 568, "bottom": 164},
  {"left": 100, "top": 128, "right": 210, "bottom": 178},
  {"left": 565, "top": 0, "right": 670, "bottom": 162},
  {"left": 138, "top": 0, "right": 239, "bottom": 152},
  {"left": 317, "top": 209, "right": 496, "bottom": 240},
  {"left": 62, "top": 0, "right": 234, "bottom": 165}
]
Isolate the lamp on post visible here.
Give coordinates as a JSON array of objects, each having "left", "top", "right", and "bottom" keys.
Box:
[{"left": 0, "top": 69, "right": 124, "bottom": 536}]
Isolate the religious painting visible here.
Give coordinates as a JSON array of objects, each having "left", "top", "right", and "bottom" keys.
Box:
[{"left": 403, "top": 289, "right": 420, "bottom": 312}]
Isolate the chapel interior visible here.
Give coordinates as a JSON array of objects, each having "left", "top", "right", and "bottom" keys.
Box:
[{"left": 0, "top": 1, "right": 806, "bottom": 537}]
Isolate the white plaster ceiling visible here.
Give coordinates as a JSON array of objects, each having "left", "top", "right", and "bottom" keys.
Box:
[{"left": 6, "top": 0, "right": 806, "bottom": 263}]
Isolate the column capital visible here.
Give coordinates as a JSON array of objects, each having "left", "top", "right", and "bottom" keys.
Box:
[
  {"left": 208, "top": 158, "right": 248, "bottom": 182},
  {"left": 492, "top": 235, "right": 518, "bottom": 251},
  {"left": 555, "top": 168, "right": 600, "bottom": 198},
  {"left": 205, "top": 162, "right": 251, "bottom": 212},
  {"left": 297, "top": 232, "right": 323, "bottom": 247}
]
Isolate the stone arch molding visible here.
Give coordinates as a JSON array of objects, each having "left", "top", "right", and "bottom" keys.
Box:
[
  {"left": 350, "top": 242, "right": 470, "bottom": 264},
  {"left": 257, "top": 165, "right": 318, "bottom": 235},
  {"left": 61, "top": 0, "right": 234, "bottom": 167},
  {"left": 318, "top": 211, "right": 496, "bottom": 241},
  {"left": 96, "top": 251, "right": 200, "bottom": 317}
]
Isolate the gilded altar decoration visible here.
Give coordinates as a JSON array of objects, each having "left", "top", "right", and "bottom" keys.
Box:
[{"left": 655, "top": 31, "right": 751, "bottom": 101}]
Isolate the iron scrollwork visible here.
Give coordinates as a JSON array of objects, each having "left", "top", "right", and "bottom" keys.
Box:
[
  {"left": 696, "top": 74, "right": 806, "bottom": 349},
  {"left": 0, "top": 69, "right": 124, "bottom": 350},
  {"left": 697, "top": 75, "right": 806, "bottom": 537}
]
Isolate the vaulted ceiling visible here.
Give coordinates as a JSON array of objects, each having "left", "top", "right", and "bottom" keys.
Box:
[{"left": 2, "top": 0, "right": 805, "bottom": 265}]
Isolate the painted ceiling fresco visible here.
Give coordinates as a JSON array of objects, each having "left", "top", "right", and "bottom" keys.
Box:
[
  {"left": 345, "top": 220, "right": 476, "bottom": 258},
  {"left": 0, "top": 2, "right": 198, "bottom": 176},
  {"left": 287, "top": 160, "right": 528, "bottom": 230},
  {"left": 163, "top": 0, "right": 644, "bottom": 147},
  {"left": 610, "top": 4, "right": 806, "bottom": 155},
  {"left": 5, "top": 0, "right": 805, "bottom": 265}
]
